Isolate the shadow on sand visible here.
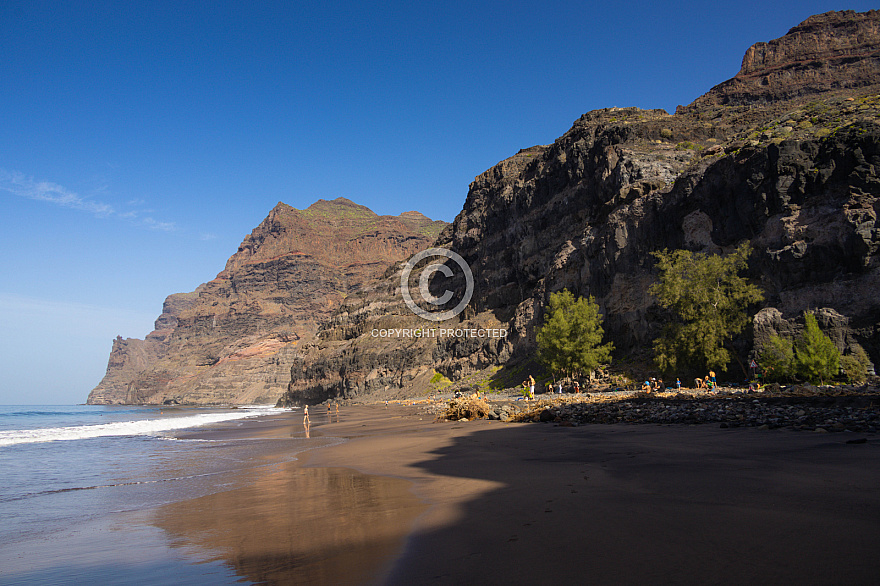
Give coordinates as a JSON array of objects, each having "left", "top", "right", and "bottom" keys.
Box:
[{"left": 387, "top": 423, "right": 880, "bottom": 585}]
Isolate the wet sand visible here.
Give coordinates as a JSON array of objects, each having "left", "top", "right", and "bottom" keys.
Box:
[{"left": 165, "top": 405, "right": 880, "bottom": 584}]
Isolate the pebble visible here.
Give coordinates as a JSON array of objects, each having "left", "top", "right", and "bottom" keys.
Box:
[{"left": 476, "top": 387, "right": 880, "bottom": 433}]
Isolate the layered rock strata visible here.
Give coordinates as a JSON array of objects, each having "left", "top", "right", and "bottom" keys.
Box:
[
  {"left": 87, "top": 198, "right": 445, "bottom": 404},
  {"left": 278, "top": 10, "right": 880, "bottom": 406}
]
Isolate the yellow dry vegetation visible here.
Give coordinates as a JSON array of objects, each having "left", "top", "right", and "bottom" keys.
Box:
[{"left": 440, "top": 396, "right": 491, "bottom": 421}]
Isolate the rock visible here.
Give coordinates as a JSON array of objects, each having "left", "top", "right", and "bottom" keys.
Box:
[
  {"left": 682, "top": 10, "right": 880, "bottom": 109},
  {"left": 539, "top": 409, "right": 556, "bottom": 422},
  {"left": 275, "top": 11, "right": 880, "bottom": 405},
  {"left": 89, "top": 199, "right": 445, "bottom": 405},
  {"left": 90, "top": 11, "right": 880, "bottom": 407}
]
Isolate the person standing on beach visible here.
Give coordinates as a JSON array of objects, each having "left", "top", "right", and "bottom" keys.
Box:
[
  {"left": 528, "top": 375, "right": 535, "bottom": 400},
  {"left": 303, "top": 405, "right": 310, "bottom": 425}
]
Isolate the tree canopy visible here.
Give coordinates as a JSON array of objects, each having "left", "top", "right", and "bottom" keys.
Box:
[
  {"left": 650, "top": 243, "right": 764, "bottom": 374},
  {"left": 536, "top": 289, "right": 613, "bottom": 379}
]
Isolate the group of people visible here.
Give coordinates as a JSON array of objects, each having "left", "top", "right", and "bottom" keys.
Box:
[
  {"left": 640, "top": 370, "right": 719, "bottom": 392},
  {"left": 694, "top": 370, "right": 718, "bottom": 390},
  {"left": 522, "top": 375, "right": 584, "bottom": 399},
  {"left": 523, "top": 370, "right": 724, "bottom": 398},
  {"left": 641, "top": 377, "right": 669, "bottom": 392},
  {"left": 302, "top": 402, "right": 340, "bottom": 427}
]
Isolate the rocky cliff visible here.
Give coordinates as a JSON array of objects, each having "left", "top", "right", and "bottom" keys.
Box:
[
  {"left": 277, "top": 10, "right": 880, "bottom": 406},
  {"left": 87, "top": 198, "right": 446, "bottom": 404},
  {"left": 684, "top": 10, "right": 880, "bottom": 110}
]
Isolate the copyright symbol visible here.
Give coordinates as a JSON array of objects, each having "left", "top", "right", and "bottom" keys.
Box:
[{"left": 401, "top": 247, "right": 474, "bottom": 321}]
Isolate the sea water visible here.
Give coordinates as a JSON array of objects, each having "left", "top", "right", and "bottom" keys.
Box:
[{"left": 0, "top": 404, "right": 312, "bottom": 585}]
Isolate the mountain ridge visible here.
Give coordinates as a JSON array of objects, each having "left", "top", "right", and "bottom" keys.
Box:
[
  {"left": 275, "top": 9, "right": 880, "bottom": 406},
  {"left": 90, "top": 10, "right": 880, "bottom": 406},
  {"left": 87, "top": 199, "right": 446, "bottom": 404}
]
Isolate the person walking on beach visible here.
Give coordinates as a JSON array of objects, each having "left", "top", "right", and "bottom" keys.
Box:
[{"left": 303, "top": 405, "right": 310, "bottom": 425}]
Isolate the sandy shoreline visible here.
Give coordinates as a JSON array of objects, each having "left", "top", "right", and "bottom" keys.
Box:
[{"left": 168, "top": 404, "right": 880, "bottom": 584}]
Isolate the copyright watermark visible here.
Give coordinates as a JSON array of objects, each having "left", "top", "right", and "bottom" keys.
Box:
[
  {"left": 400, "top": 247, "right": 474, "bottom": 322},
  {"left": 371, "top": 327, "right": 507, "bottom": 338}
]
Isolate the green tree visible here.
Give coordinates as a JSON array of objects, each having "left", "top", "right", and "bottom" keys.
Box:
[
  {"left": 794, "top": 312, "right": 840, "bottom": 384},
  {"left": 536, "top": 289, "right": 613, "bottom": 379},
  {"left": 759, "top": 333, "right": 795, "bottom": 382},
  {"left": 840, "top": 345, "right": 870, "bottom": 384},
  {"left": 650, "top": 243, "right": 764, "bottom": 373}
]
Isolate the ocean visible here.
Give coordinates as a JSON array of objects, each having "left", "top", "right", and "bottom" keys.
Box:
[{"left": 0, "top": 404, "right": 320, "bottom": 585}]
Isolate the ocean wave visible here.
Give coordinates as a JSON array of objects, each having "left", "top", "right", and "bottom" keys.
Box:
[{"left": 0, "top": 407, "right": 287, "bottom": 447}]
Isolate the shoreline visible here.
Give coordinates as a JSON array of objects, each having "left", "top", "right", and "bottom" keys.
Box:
[{"left": 168, "top": 403, "right": 880, "bottom": 584}]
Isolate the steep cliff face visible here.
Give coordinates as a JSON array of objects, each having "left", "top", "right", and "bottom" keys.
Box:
[
  {"left": 450, "top": 102, "right": 879, "bottom": 355},
  {"left": 277, "top": 10, "right": 880, "bottom": 406},
  {"left": 684, "top": 10, "right": 880, "bottom": 109},
  {"left": 87, "top": 198, "right": 445, "bottom": 405}
]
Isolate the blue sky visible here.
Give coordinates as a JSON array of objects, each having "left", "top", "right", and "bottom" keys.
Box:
[{"left": 1, "top": 0, "right": 875, "bottom": 404}]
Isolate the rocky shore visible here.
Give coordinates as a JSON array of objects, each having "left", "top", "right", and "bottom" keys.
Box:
[{"left": 435, "top": 384, "right": 880, "bottom": 434}]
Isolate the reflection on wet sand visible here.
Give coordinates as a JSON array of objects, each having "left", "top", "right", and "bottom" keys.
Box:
[{"left": 154, "top": 463, "right": 427, "bottom": 585}]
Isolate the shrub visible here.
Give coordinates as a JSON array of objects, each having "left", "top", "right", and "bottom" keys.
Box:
[
  {"left": 759, "top": 334, "right": 794, "bottom": 381},
  {"left": 840, "top": 346, "right": 870, "bottom": 384},
  {"left": 794, "top": 313, "right": 840, "bottom": 384}
]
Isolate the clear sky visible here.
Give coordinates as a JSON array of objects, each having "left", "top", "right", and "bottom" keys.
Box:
[{"left": 1, "top": 0, "right": 875, "bottom": 404}]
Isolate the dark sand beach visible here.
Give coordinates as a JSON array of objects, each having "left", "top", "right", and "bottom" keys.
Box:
[{"left": 163, "top": 404, "right": 880, "bottom": 585}]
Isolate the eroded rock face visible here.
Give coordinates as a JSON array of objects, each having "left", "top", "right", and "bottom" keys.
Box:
[
  {"left": 87, "top": 199, "right": 445, "bottom": 405},
  {"left": 277, "top": 11, "right": 880, "bottom": 405},
  {"left": 94, "top": 11, "right": 880, "bottom": 407},
  {"left": 684, "top": 10, "right": 880, "bottom": 109}
]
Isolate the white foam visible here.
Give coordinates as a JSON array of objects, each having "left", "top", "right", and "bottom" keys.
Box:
[{"left": 0, "top": 407, "right": 287, "bottom": 447}]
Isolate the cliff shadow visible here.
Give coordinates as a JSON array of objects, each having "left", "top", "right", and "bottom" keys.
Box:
[{"left": 387, "top": 421, "right": 880, "bottom": 584}]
